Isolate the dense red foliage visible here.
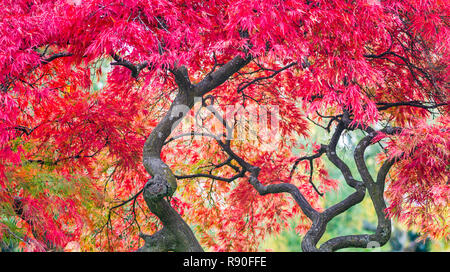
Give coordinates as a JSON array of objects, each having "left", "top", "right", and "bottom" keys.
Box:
[{"left": 0, "top": 0, "right": 448, "bottom": 251}]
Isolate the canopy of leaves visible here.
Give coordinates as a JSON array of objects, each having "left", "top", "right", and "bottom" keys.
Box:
[{"left": 0, "top": 0, "right": 448, "bottom": 251}]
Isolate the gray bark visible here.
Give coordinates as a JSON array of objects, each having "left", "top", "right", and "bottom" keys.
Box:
[{"left": 139, "top": 56, "right": 251, "bottom": 252}]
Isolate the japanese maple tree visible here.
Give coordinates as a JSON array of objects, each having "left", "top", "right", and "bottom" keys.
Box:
[{"left": 0, "top": 0, "right": 448, "bottom": 252}]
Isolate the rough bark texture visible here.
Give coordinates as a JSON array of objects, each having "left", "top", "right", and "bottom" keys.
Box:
[
  {"left": 138, "top": 56, "right": 251, "bottom": 252},
  {"left": 135, "top": 57, "right": 403, "bottom": 252},
  {"left": 120, "top": 49, "right": 406, "bottom": 252}
]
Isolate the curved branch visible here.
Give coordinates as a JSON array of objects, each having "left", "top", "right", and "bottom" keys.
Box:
[
  {"left": 290, "top": 145, "right": 327, "bottom": 196},
  {"left": 139, "top": 55, "right": 251, "bottom": 252},
  {"left": 216, "top": 141, "right": 319, "bottom": 221},
  {"left": 236, "top": 62, "right": 297, "bottom": 93},
  {"left": 303, "top": 114, "right": 366, "bottom": 251},
  {"left": 319, "top": 126, "right": 402, "bottom": 251},
  {"left": 376, "top": 101, "right": 448, "bottom": 111},
  {"left": 175, "top": 169, "right": 246, "bottom": 183},
  {"left": 111, "top": 54, "right": 148, "bottom": 78},
  {"left": 41, "top": 52, "right": 73, "bottom": 64}
]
